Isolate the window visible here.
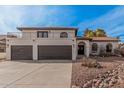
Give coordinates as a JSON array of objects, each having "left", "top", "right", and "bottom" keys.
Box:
[
  {"left": 92, "top": 43, "right": 98, "bottom": 53},
  {"left": 60, "top": 32, "right": 68, "bottom": 38},
  {"left": 106, "top": 43, "right": 112, "bottom": 52},
  {"left": 37, "top": 31, "right": 48, "bottom": 38}
]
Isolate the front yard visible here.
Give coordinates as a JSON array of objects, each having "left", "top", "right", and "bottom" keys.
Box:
[{"left": 71, "top": 57, "right": 124, "bottom": 88}]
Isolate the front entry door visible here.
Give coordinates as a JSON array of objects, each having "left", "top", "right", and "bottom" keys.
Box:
[{"left": 78, "top": 45, "right": 84, "bottom": 55}]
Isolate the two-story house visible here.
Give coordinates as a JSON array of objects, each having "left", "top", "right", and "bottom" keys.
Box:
[
  {"left": 6, "top": 27, "right": 78, "bottom": 60},
  {"left": 6, "top": 26, "right": 119, "bottom": 61}
]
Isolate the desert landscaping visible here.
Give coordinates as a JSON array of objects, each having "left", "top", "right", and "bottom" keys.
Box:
[{"left": 71, "top": 57, "right": 124, "bottom": 88}]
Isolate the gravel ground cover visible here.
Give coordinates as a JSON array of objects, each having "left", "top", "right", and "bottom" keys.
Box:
[{"left": 71, "top": 57, "right": 124, "bottom": 88}]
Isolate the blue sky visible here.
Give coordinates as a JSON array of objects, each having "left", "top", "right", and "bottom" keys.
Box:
[{"left": 0, "top": 5, "right": 124, "bottom": 42}]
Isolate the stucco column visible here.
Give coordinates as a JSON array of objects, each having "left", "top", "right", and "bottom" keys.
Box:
[
  {"left": 6, "top": 44, "right": 11, "bottom": 60},
  {"left": 86, "top": 41, "right": 90, "bottom": 57},
  {"left": 112, "top": 42, "right": 116, "bottom": 54},
  {"left": 33, "top": 43, "right": 37, "bottom": 60},
  {"left": 6, "top": 39, "right": 11, "bottom": 60},
  {"left": 72, "top": 44, "right": 77, "bottom": 61}
]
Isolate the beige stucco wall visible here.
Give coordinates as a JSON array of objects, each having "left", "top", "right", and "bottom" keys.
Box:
[
  {"left": 76, "top": 40, "right": 119, "bottom": 57},
  {"left": 6, "top": 29, "right": 77, "bottom": 60},
  {"left": 89, "top": 42, "right": 119, "bottom": 55},
  {"left": 22, "top": 30, "right": 76, "bottom": 39}
]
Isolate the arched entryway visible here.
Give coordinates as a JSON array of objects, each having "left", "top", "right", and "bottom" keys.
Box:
[
  {"left": 106, "top": 43, "right": 112, "bottom": 53},
  {"left": 78, "top": 42, "right": 85, "bottom": 55}
]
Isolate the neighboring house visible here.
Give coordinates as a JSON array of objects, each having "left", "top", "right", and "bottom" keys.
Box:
[
  {"left": 0, "top": 35, "right": 6, "bottom": 52},
  {"left": 6, "top": 27, "right": 119, "bottom": 61}
]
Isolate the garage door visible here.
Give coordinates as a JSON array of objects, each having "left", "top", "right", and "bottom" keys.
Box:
[
  {"left": 38, "top": 45, "right": 72, "bottom": 60},
  {"left": 11, "top": 45, "right": 33, "bottom": 60}
]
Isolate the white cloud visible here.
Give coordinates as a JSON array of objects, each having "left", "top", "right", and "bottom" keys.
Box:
[
  {"left": 0, "top": 5, "right": 75, "bottom": 34},
  {"left": 0, "top": 6, "right": 24, "bottom": 34},
  {"left": 0, "top": 6, "right": 60, "bottom": 34},
  {"left": 78, "top": 6, "right": 124, "bottom": 40}
]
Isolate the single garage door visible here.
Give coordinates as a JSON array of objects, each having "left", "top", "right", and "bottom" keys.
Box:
[
  {"left": 38, "top": 45, "right": 72, "bottom": 60},
  {"left": 11, "top": 45, "right": 33, "bottom": 60}
]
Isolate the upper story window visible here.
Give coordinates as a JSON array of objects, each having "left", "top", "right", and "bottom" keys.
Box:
[
  {"left": 37, "top": 31, "right": 48, "bottom": 38},
  {"left": 92, "top": 43, "right": 98, "bottom": 53},
  {"left": 60, "top": 32, "right": 68, "bottom": 38}
]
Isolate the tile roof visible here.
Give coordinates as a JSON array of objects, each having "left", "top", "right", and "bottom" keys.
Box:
[
  {"left": 91, "top": 37, "right": 119, "bottom": 42},
  {"left": 76, "top": 37, "right": 92, "bottom": 40},
  {"left": 76, "top": 37, "right": 119, "bottom": 42}
]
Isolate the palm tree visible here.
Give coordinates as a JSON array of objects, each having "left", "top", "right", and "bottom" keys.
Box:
[
  {"left": 95, "top": 28, "right": 107, "bottom": 37},
  {"left": 84, "top": 28, "right": 95, "bottom": 38}
]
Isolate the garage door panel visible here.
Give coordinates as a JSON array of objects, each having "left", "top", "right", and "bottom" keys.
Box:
[
  {"left": 11, "top": 45, "right": 33, "bottom": 60},
  {"left": 38, "top": 45, "right": 72, "bottom": 60}
]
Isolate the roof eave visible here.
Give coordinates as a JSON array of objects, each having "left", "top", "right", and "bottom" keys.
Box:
[
  {"left": 76, "top": 37, "right": 92, "bottom": 40},
  {"left": 17, "top": 27, "right": 78, "bottom": 31},
  {"left": 91, "top": 40, "right": 119, "bottom": 42}
]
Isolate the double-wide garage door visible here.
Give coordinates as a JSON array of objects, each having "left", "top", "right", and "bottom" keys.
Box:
[
  {"left": 11, "top": 45, "right": 33, "bottom": 60},
  {"left": 11, "top": 45, "right": 72, "bottom": 60},
  {"left": 38, "top": 45, "right": 72, "bottom": 60}
]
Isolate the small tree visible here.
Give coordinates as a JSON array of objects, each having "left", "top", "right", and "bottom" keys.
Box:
[
  {"left": 95, "top": 28, "right": 107, "bottom": 37},
  {"left": 83, "top": 28, "right": 107, "bottom": 37},
  {"left": 84, "top": 28, "right": 95, "bottom": 38}
]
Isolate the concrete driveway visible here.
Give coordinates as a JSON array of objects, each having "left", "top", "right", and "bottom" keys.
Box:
[{"left": 0, "top": 60, "right": 72, "bottom": 88}]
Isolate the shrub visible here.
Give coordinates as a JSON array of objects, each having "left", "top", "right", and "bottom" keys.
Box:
[
  {"left": 99, "top": 48, "right": 114, "bottom": 57},
  {"left": 114, "top": 48, "right": 124, "bottom": 57},
  {"left": 81, "top": 58, "right": 102, "bottom": 68},
  {"left": 114, "top": 49, "right": 121, "bottom": 56},
  {"left": 120, "top": 49, "right": 124, "bottom": 57},
  {"left": 99, "top": 48, "right": 106, "bottom": 57}
]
